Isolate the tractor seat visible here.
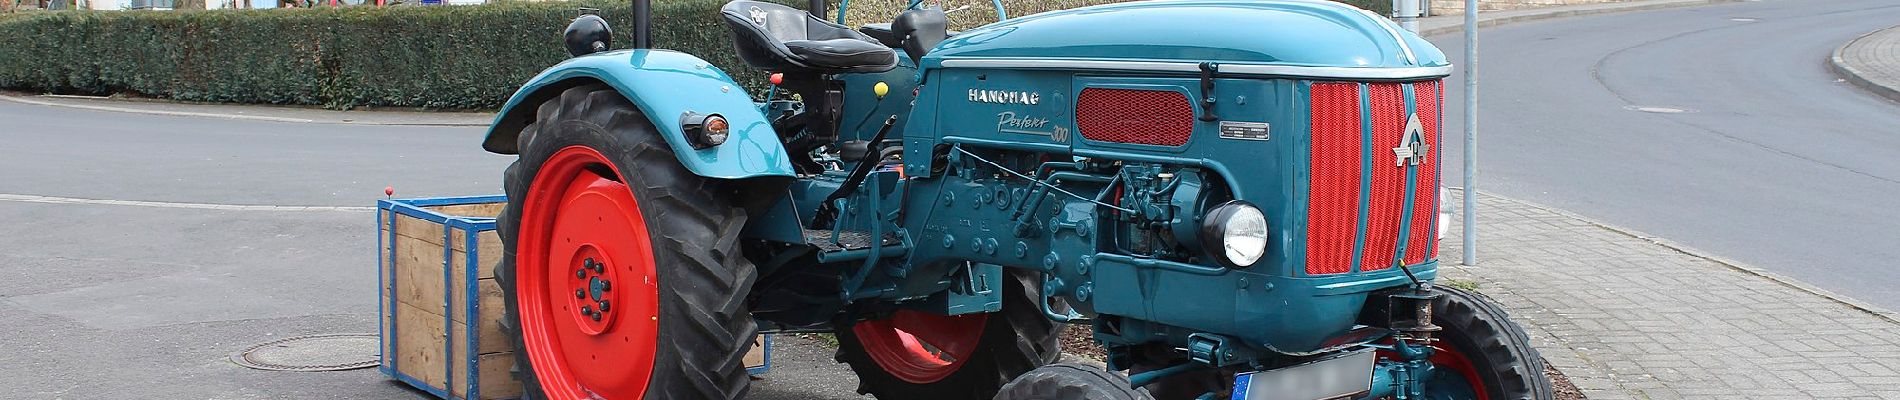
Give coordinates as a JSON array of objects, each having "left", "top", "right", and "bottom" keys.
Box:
[{"left": 720, "top": 0, "right": 897, "bottom": 74}]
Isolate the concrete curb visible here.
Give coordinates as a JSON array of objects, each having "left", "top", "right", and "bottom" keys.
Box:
[
  {"left": 0, "top": 93, "right": 317, "bottom": 123},
  {"left": 1828, "top": 26, "right": 1900, "bottom": 104},
  {"left": 1464, "top": 189, "right": 1900, "bottom": 325},
  {"left": 0, "top": 92, "right": 491, "bottom": 126},
  {"left": 1419, "top": 0, "right": 1744, "bottom": 38}
]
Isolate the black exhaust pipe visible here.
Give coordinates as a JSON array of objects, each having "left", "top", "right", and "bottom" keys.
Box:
[{"left": 631, "top": 0, "right": 651, "bottom": 49}]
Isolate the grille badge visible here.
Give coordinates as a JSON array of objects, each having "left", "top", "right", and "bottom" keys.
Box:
[{"left": 1392, "top": 113, "right": 1429, "bottom": 167}]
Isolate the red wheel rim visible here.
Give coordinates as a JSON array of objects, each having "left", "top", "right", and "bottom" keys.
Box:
[
  {"left": 517, "top": 146, "right": 661, "bottom": 400},
  {"left": 1428, "top": 344, "right": 1490, "bottom": 400},
  {"left": 851, "top": 310, "right": 989, "bottom": 383}
]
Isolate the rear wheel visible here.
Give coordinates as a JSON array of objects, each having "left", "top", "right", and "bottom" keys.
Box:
[
  {"left": 495, "top": 85, "right": 758, "bottom": 399},
  {"left": 836, "top": 269, "right": 1060, "bottom": 399}
]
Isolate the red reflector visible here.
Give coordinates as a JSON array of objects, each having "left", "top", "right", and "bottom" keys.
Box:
[
  {"left": 1075, "top": 88, "right": 1195, "bottom": 147},
  {"left": 1305, "top": 83, "right": 1360, "bottom": 276}
]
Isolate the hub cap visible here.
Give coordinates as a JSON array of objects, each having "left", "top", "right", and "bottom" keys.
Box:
[
  {"left": 852, "top": 310, "right": 988, "bottom": 383},
  {"left": 518, "top": 146, "right": 661, "bottom": 399}
]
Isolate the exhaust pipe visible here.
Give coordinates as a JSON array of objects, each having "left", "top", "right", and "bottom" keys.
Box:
[{"left": 631, "top": 0, "right": 651, "bottom": 49}]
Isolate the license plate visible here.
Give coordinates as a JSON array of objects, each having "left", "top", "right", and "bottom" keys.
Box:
[{"left": 1230, "top": 349, "right": 1375, "bottom": 400}]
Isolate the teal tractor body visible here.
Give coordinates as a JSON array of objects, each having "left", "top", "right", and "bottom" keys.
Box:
[{"left": 480, "top": 1, "right": 1549, "bottom": 399}]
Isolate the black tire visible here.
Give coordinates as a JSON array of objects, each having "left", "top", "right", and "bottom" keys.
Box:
[
  {"left": 1430, "top": 285, "right": 1553, "bottom": 400},
  {"left": 995, "top": 363, "right": 1153, "bottom": 400},
  {"left": 494, "top": 85, "right": 758, "bottom": 399},
  {"left": 835, "top": 269, "right": 1061, "bottom": 399}
]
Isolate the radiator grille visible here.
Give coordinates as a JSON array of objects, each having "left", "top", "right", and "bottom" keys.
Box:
[
  {"left": 1074, "top": 88, "right": 1195, "bottom": 147},
  {"left": 1305, "top": 80, "right": 1443, "bottom": 275},
  {"left": 1405, "top": 81, "right": 1442, "bottom": 264},
  {"left": 1361, "top": 83, "right": 1407, "bottom": 272},
  {"left": 1305, "top": 83, "right": 1362, "bottom": 275}
]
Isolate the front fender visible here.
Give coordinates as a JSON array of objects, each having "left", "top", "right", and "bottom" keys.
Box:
[{"left": 483, "top": 49, "right": 794, "bottom": 179}]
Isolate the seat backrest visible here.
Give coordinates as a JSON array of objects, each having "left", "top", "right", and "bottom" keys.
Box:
[
  {"left": 891, "top": 8, "right": 948, "bottom": 65},
  {"left": 721, "top": 0, "right": 814, "bottom": 70}
]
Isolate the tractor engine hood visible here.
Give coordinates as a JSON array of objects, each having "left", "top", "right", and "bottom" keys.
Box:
[{"left": 923, "top": 0, "right": 1449, "bottom": 78}]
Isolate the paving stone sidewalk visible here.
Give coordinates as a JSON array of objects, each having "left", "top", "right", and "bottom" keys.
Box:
[
  {"left": 1831, "top": 25, "right": 1900, "bottom": 103},
  {"left": 1439, "top": 191, "right": 1900, "bottom": 399}
]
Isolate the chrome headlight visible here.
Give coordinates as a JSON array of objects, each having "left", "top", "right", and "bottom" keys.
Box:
[{"left": 1201, "top": 200, "right": 1269, "bottom": 268}]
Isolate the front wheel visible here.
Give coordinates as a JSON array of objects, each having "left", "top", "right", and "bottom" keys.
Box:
[
  {"left": 1412, "top": 285, "right": 1553, "bottom": 400},
  {"left": 835, "top": 269, "right": 1061, "bottom": 399},
  {"left": 494, "top": 85, "right": 758, "bottom": 399}
]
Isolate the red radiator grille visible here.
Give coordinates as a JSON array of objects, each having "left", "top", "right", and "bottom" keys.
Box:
[
  {"left": 1305, "top": 80, "right": 1443, "bottom": 275},
  {"left": 1361, "top": 83, "right": 1407, "bottom": 272},
  {"left": 1304, "top": 83, "right": 1361, "bottom": 275},
  {"left": 1405, "top": 81, "right": 1442, "bottom": 264},
  {"left": 1074, "top": 88, "right": 1195, "bottom": 147}
]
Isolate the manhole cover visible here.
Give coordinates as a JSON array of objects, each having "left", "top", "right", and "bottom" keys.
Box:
[
  {"left": 1625, "top": 105, "right": 1693, "bottom": 114},
  {"left": 231, "top": 333, "right": 380, "bottom": 372}
]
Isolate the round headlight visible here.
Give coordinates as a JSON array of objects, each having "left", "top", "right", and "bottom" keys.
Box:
[{"left": 1201, "top": 200, "right": 1269, "bottom": 268}]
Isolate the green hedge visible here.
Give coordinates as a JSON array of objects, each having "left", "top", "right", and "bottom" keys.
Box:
[
  {"left": 0, "top": 0, "right": 782, "bottom": 109},
  {"left": 0, "top": 0, "right": 1389, "bottom": 110}
]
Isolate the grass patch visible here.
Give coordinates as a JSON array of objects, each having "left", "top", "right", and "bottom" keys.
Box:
[{"left": 1441, "top": 278, "right": 1481, "bottom": 291}]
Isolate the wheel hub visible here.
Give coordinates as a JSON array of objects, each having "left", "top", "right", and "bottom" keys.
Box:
[{"left": 566, "top": 251, "right": 618, "bottom": 332}]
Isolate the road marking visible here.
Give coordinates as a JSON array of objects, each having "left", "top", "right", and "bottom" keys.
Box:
[
  {"left": 1624, "top": 105, "right": 1693, "bottom": 114},
  {"left": 0, "top": 193, "right": 372, "bottom": 212},
  {"left": 0, "top": 94, "right": 318, "bottom": 123}
]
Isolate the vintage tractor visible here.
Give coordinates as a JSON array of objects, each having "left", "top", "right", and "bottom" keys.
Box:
[{"left": 481, "top": 0, "right": 1551, "bottom": 398}]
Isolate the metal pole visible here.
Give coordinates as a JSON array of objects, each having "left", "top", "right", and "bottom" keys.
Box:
[{"left": 1460, "top": 0, "right": 1478, "bottom": 266}]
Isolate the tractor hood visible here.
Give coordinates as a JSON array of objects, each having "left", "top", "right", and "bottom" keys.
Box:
[{"left": 924, "top": 0, "right": 1449, "bottom": 78}]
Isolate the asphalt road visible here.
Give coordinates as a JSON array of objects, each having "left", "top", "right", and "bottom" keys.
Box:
[
  {"left": 1428, "top": 0, "right": 1900, "bottom": 310},
  {"left": 0, "top": 100, "right": 866, "bottom": 398}
]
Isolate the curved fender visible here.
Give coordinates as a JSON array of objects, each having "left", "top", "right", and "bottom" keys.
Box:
[{"left": 482, "top": 49, "right": 795, "bottom": 179}]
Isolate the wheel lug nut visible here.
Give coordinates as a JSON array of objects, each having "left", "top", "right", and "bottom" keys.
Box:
[
  {"left": 575, "top": 289, "right": 586, "bottom": 299},
  {"left": 581, "top": 305, "right": 593, "bottom": 315},
  {"left": 576, "top": 268, "right": 587, "bottom": 279},
  {"left": 599, "top": 280, "right": 611, "bottom": 291},
  {"left": 598, "top": 300, "right": 611, "bottom": 312}
]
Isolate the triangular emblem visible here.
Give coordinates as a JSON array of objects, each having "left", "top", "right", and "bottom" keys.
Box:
[{"left": 1392, "top": 113, "right": 1429, "bottom": 167}]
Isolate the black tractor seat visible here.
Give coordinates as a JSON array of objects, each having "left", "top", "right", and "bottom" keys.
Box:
[{"left": 720, "top": 0, "right": 897, "bottom": 74}]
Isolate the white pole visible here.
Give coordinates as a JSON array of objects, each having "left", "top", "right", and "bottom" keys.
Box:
[
  {"left": 1393, "top": 0, "right": 1423, "bottom": 33},
  {"left": 1461, "top": 0, "right": 1479, "bottom": 266}
]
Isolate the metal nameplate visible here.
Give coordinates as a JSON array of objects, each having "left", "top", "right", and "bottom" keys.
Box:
[
  {"left": 1230, "top": 348, "right": 1374, "bottom": 400},
  {"left": 1219, "top": 121, "right": 1271, "bottom": 141}
]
